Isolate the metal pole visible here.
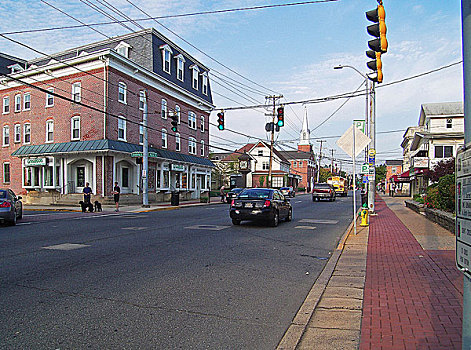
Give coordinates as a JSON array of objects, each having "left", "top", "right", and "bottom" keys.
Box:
[
  {"left": 268, "top": 96, "right": 275, "bottom": 188},
  {"left": 368, "top": 82, "right": 376, "bottom": 213},
  {"left": 316, "top": 140, "right": 325, "bottom": 183},
  {"left": 142, "top": 90, "right": 149, "bottom": 207},
  {"left": 365, "top": 78, "right": 369, "bottom": 164},
  {"left": 461, "top": 1, "right": 471, "bottom": 347},
  {"left": 352, "top": 122, "right": 357, "bottom": 235}
]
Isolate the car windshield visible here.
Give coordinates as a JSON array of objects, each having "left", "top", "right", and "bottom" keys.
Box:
[
  {"left": 238, "top": 189, "right": 271, "bottom": 199},
  {"left": 232, "top": 188, "right": 243, "bottom": 193},
  {"left": 280, "top": 187, "right": 289, "bottom": 191},
  {"left": 315, "top": 184, "right": 331, "bottom": 189},
  {"left": 0, "top": 190, "right": 7, "bottom": 199}
]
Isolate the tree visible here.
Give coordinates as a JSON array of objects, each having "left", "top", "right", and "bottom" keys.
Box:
[
  {"left": 425, "top": 158, "right": 455, "bottom": 183},
  {"left": 375, "top": 164, "right": 387, "bottom": 182},
  {"left": 318, "top": 167, "right": 332, "bottom": 183}
]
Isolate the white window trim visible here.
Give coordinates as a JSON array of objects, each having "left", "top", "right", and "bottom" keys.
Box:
[
  {"left": 118, "top": 116, "right": 127, "bottom": 141},
  {"left": 46, "top": 120, "right": 54, "bottom": 143},
  {"left": 23, "top": 93, "right": 31, "bottom": 111},
  {"left": 175, "top": 54, "right": 186, "bottom": 82},
  {"left": 46, "top": 88, "right": 54, "bottom": 107},
  {"left": 200, "top": 116, "right": 205, "bottom": 132},
  {"left": 189, "top": 137, "right": 196, "bottom": 155},
  {"left": 190, "top": 65, "right": 200, "bottom": 90},
  {"left": 118, "top": 82, "right": 127, "bottom": 104},
  {"left": 139, "top": 91, "right": 145, "bottom": 111},
  {"left": 202, "top": 72, "right": 208, "bottom": 95},
  {"left": 23, "top": 123, "right": 31, "bottom": 144},
  {"left": 3, "top": 162, "right": 10, "bottom": 183},
  {"left": 14, "top": 124, "right": 20, "bottom": 143},
  {"left": 161, "top": 99, "right": 167, "bottom": 119},
  {"left": 160, "top": 44, "right": 173, "bottom": 74},
  {"left": 114, "top": 41, "right": 131, "bottom": 58},
  {"left": 201, "top": 140, "right": 205, "bottom": 157},
  {"left": 14, "top": 94, "right": 21, "bottom": 112},
  {"left": 175, "top": 133, "right": 181, "bottom": 152},
  {"left": 162, "top": 128, "right": 167, "bottom": 149},
  {"left": 72, "top": 82, "right": 81, "bottom": 102},
  {"left": 188, "top": 111, "right": 196, "bottom": 129},
  {"left": 71, "top": 116, "right": 80, "bottom": 141},
  {"left": 3, "top": 96, "right": 10, "bottom": 114},
  {"left": 175, "top": 105, "right": 181, "bottom": 124},
  {"left": 3, "top": 125, "right": 10, "bottom": 146}
]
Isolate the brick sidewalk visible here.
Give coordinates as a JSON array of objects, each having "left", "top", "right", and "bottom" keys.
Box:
[{"left": 360, "top": 197, "right": 463, "bottom": 350}]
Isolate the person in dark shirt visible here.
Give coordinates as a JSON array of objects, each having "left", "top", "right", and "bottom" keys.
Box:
[
  {"left": 113, "top": 182, "right": 120, "bottom": 212},
  {"left": 83, "top": 182, "right": 92, "bottom": 204}
]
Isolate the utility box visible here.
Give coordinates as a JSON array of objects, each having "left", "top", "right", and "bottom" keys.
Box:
[{"left": 171, "top": 191, "right": 179, "bottom": 206}]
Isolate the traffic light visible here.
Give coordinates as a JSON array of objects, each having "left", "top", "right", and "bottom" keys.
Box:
[
  {"left": 366, "top": 3, "right": 387, "bottom": 83},
  {"left": 170, "top": 112, "right": 178, "bottom": 132},
  {"left": 217, "top": 111, "right": 224, "bottom": 130},
  {"left": 276, "top": 106, "right": 284, "bottom": 127}
]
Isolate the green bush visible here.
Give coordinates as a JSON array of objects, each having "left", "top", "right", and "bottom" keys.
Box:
[
  {"left": 437, "top": 174, "right": 455, "bottom": 212},
  {"left": 297, "top": 187, "right": 306, "bottom": 192},
  {"left": 413, "top": 194, "right": 425, "bottom": 204},
  {"left": 200, "top": 196, "right": 209, "bottom": 203},
  {"left": 424, "top": 186, "right": 440, "bottom": 209}
]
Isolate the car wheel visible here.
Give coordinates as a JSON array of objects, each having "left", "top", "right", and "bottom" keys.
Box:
[
  {"left": 232, "top": 219, "right": 241, "bottom": 225},
  {"left": 286, "top": 208, "right": 292, "bottom": 222},
  {"left": 18, "top": 205, "right": 23, "bottom": 219},
  {"left": 270, "top": 211, "right": 279, "bottom": 227},
  {"left": 333, "top": 196, "right": 336, "bottom": 202},
  {"left": 9, "top": 210, "right": 17, "bottom": 226},
  {"left": 312, "top": 197, "right": 315, "bottom": 202}
]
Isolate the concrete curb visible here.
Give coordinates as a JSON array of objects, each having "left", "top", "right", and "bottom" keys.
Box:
[{"left": 276, "top": 218, "right": 356, "bottom": 350}]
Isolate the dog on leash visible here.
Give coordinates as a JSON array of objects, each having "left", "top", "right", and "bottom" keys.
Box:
[
  {"left": 94, "top": 201, "right": 102, "bottom": 212},
  {"left": 79, "top": 201, "right": 94, "bottom": 212}
]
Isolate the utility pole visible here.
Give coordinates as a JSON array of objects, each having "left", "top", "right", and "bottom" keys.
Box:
[
  {"left": 142, "top": 90, "right": 149, "bottom": 207},
  {"left": 368, "top": 82, "right": 376, "bottom": 213},
  {"left": 330, "top": 149, "right": 335, "bottom": 174},
  {"left": 316, "top": 140, "right": 326, "bottom": 183},
  {"left": 266, "top": 95, "right": 283, "bottom": 187}
]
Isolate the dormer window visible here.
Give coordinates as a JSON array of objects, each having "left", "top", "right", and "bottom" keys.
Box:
[
  {"left": 175, "top": 54, "right": 186, "bottom": 81},
  {"left": 190, "top": 65, "right": 200, "bottom": 90},
  {"left": 7, "top": 64, "right": 23, "bottom": 74},
  {"left": 114, "top": 41, "right": 131, "bottom": 58},
  {"left": 201, "top": 72, "right": 208, "bottom": 95},
  {"left": 160, "top": 44, "right": 173, "bottom": 74}
]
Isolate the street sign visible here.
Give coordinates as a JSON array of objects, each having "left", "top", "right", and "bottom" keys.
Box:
[
  {"left": 362, "top": 175, "right": 369, "bottom": 183},
  {"left": 336, "top": 125, "right": 371, "bottom": 158},
  {"left": 369, "top": 166, "right": 375, "bottom": 175},
  {"left": 354, "top": 120, "right": 366, "bottom": 134},
  {"left": 361, "top": 163, "right": 369, "bottom": 174},
  {"left": 456, "top": 148, "right": 471, "bottom": 277},
  {"left": 368, "top": 148, "right": 376, "bottom": 156}
]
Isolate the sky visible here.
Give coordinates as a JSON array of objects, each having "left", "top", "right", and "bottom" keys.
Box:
[{"left": 0, "top": 0, "right": 464, "bottom": 172}]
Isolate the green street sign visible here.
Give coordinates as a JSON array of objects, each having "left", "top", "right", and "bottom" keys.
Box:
[
  {"left": 354, "top": 120, "right": 366, "bottom": 134},
  {"left": 361, "top": 163, "right": 369, "bottom": 174}
]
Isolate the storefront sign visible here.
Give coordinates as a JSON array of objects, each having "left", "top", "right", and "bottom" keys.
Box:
[
  {"left": 171, "top": 164, "right": 185, "bottom": 171},
  {"left": 413, "top": 157, "right": 429, "bottom": 168},
  {"left": 131, "top": 151, "right": 160, "bottom": 158},
  {"left": 25, "top": 158, "right": 47, "bottom": 166}
]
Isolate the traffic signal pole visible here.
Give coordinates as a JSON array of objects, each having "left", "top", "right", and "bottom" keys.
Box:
[
  {"left": 266, "top": 95, "right": 283, "bottom": 187},
  {"left": 142, "top": 90, "right": 149, "bottom": 207},
  {"left": 368, "top": 82, "right": 376, "bottom": 213},
  {"left": 461, "top": 1, "right": 471, "bottom": 347}
]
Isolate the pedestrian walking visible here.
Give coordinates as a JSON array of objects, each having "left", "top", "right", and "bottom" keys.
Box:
[
  {"left": 113, "top": 181, "right": 120, "bottom": 212},
  {"left": 83, "top": 182, "right": 92, "bottom": 204},
  {"left": 220, "top": 185, "right": 225, "bottom": 202}
]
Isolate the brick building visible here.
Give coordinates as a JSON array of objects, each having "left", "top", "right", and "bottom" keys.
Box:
[
  {"left": 0, "top": 29, "right": 214, "bottom": 203},
  {"left": 385, "top": 160, "right": 403, "bottom": 195}
]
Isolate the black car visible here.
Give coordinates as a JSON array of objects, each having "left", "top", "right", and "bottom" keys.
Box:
[
  {"left": 226, "top": 188, "right": 244, "bottom": 203},
  {"left": 312, "top": 183, "right": 336, "bottom": 202},
  {"left": 230, "top": 188, "right": 292, "bottom": 227},
  {"left": 0, "top": 189, "right": 23, "bottom": 225}
]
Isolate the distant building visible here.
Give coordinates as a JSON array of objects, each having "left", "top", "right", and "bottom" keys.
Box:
[
  {"left": 385, "top": 160, "right": 403, "bottom": 195},
  {"left": 0, "top": 29, "right": 215, "bottom": 203},
  {"left": 404, "top": 102, "right": 464, "bottom": 195}
]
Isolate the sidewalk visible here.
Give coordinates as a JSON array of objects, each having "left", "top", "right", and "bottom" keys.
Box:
[
  {"left": 278, "top": 194, "right": 463, "bottom": 350},
  {"left": 24, "top": 198, "right": 225, "bottom": 213}
]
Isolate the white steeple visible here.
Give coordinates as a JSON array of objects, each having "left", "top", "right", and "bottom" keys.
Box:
[{"left": 299, "top": 106, "right": 311, "bottom": 146}]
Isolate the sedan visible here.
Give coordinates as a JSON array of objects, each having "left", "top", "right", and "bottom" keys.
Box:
[
  {"left": 0, "top": 189, "right": 23, "bottom": 225},
  {"left": 312, "top": 183, "right": 336, "bottom": 202},
  {"left": 225, "top": 187, "right": 244, "bottom": 203},
  {"left": 230, "top": 188, "right": 292, "bottom": 227},
  {"left": 280, "top": 186, "right": 295, "bottom": 198}
]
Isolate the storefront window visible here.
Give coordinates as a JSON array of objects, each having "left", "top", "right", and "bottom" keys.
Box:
[
  {"left": 77, "top": 167, "right": 85, "bottom": 187},
  {"left": 156, "top": 169, "right": 161, "bottom": 188},
  {"left": 175, "top": 173, "right": 181, "bottom": 188},
  {"left": 122, "top": 167, "right": 129, "bottom": 188},
  {"left": 24, "top": 167, "right": 31, "bottom": 186},
  {"left": 192, "top": 174, "right": 196, "bottom": 189},
  {"left": 33, "top": 167, "right": 40, "bottom": 187},
  {"left": 55, "top": 166, "right": 60, "bottom": 187},
  {"left": 44, "top": 166, "right": 53, "bottom": 186},
  {"left": 163, "top": 170, "right": 169, "bottom": 188}
]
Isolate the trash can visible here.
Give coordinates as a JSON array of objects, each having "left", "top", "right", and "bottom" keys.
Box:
[{"left": 171, "top": 191, "right": 179, "bottom": 206}]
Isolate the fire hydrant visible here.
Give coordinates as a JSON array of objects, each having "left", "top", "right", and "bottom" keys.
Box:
[{"left": 359, "top": 203, "right": 369, "bottom": 227}]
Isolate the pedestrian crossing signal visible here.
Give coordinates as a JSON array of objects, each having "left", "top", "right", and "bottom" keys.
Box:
[{"left": 217, "top": 112, "right": 225, "bottom": 130}]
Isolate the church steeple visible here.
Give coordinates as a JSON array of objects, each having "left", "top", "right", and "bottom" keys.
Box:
[{"left": 298, "top": 106, "right": 312, "bottom": 152}]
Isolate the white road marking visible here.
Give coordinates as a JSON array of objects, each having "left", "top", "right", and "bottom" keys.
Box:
[
  {"left": 17, "top": 222, "right": 33, "bottom": 226},
  {"left": 295, "top": 201, "right": 302, "bottom": 203},
  {"left": 122, "top": 227, "right": 148, "bottom": 231},
  {"left": 185, "top": 224, "right": 230, "bottom": 231},
  {"left": 295, "top": 226, "right": 317, "bottom": 230},
  {"left": 299, "top": 219, "right": 339, "bottom": 224},
  {"left": 24, "top": 213, "right": 55, "bottom": 217},
  {"left": 42, "top": 243, "right": 90, "bottom": 251}
]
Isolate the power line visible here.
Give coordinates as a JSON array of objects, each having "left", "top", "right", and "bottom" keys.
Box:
[{"left": 1, "top": 0, "right": 339, "bottom": 36}]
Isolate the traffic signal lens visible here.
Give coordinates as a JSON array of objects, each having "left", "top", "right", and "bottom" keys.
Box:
[{"left": 217, "top": 112, "right": 225, "bottom": 130}]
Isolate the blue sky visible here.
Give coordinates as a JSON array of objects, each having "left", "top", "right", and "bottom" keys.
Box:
[{"left": 0, "top": 0, "right": 463, "bottom": 171}]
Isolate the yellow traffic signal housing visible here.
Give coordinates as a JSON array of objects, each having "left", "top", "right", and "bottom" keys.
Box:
[{"left": 366, "top": 5, "right": 388, "bottom": 53}]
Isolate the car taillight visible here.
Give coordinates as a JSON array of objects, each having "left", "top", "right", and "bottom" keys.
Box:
[
  {"left": 0, "top": 201, "right": 11, "bottom": 208},
  {"left": 231, "top": 200, "right": 235, "bottom": 206},
  {"left": 263, "top": 200, "right": 271, "bottom": 208}
]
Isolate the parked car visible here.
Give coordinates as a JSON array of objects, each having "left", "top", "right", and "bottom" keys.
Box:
[
  {"left": 312, "top": 183, "right": 336, "bottom": 202},
  {"left": 226, "top": 188, "right": 244, "bottom": 203},
  {"left": 0, "top": 189, "right": 23, "bottom": 225},
  {"left": 230, "top": 188, "right": 292, "bottom": 227},
  {"left": 280, "top": 186, "right": 295, "bottom": 198}
]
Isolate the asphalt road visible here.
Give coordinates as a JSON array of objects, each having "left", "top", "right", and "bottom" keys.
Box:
[{"left": 0, "top": 192, "right": 359, "bottom": 349}]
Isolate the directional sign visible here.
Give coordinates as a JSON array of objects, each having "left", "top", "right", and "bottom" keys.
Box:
[
  {"left": 456, "top": 148, "right": 471, "bottom": 277},
  {"left": 354, "top": 120, "right": 366, "bottom": 134},
  {"left": 337, "top": 125, "right": 371, "bottom": 158},
  {"left": 362, "top": 175, "right": 369, "bottom": 183}
]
